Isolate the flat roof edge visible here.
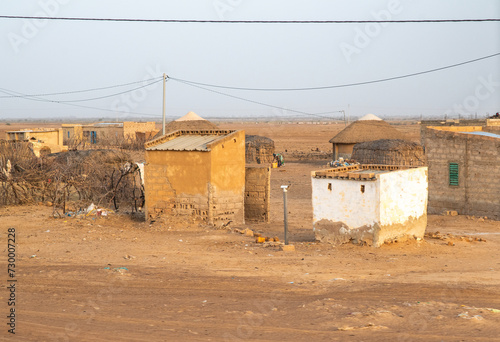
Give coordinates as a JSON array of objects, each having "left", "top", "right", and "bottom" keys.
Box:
[{"left": 312, "top": 164, "right": 426, "bottom": 180}]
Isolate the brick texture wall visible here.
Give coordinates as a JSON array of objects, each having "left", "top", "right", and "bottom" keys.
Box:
[
  {"left": 144, "top": 164, "right": 176, "bottom": 217},
  {"left": 209, "top": 186, "right": 244, "bottom": 224},
  {"left": 209, "top": 131, "right": 246, "bottom": 224},
  {"left": 423, "top": 127, "right": 500, "bottom": 219},
  {"left": 244, "top": 166, "right": 271, "bottom": 222},
  {"left": 144, "top": 130, "right": 245, "bottom": 224}
]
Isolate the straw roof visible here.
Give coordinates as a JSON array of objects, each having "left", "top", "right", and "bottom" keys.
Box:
[
  {"left": 245, "top": 135, "right": 274, "bottom": 146},
  {"left": 164, "top": 119, "right": 219, "bottom": 132},
  {"left": 329, "top": 119, "right": 405, "bottom": 144},
  {"left": 352, "top": 139, "right": 427, "bottom": 166},
  {"left": 353, "top": 139, "right": 422, "bottom": 152},
  {"left": 150, "top": 112, "right": 219, "bottom": 140},
  {"left": 358, "top": 113, "right": 382, "bottom": 121},
  {"left": 175, "top": 111, "right": 205, "bottom": 121}
]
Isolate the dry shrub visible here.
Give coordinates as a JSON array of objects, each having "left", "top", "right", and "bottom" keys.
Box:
[{"left": 0, "top": 145, "right": 144, "bottom": 215}]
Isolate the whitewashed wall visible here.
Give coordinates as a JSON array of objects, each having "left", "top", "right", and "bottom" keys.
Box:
[
  {"left": 312, "top": 177, "right": 380, "bottom": 229},
  {"left": 379, "top": 168, "right": 428, "bottom": 226},
  {"left": 312, "top": 167, "right": 428, "bottom": 246}
]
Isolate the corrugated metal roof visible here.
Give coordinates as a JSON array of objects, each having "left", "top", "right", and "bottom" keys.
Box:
[
  {"left": 461, "top": 131, "right": 500, "bottom": 139},
  {"left": 146, "top": 134, "right": 222, "bottom": 151}
]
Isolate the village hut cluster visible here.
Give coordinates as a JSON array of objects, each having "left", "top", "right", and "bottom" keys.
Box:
[
  {"left": 311, "top": 114, "right": 500, "bottom": 246},
  {"left": 2, "top": 112, "right": 499, "bottom": 247}
]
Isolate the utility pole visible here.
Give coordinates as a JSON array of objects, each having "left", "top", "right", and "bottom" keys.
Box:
[
  {"left": 281, "top": 185, "right": 290, "bottom": 245},
  {"left": 347, "top": 104, "right": 350, "bottom": 125},
  {"left": 162, "top": 73, "right": 166, "bottom": 136}
]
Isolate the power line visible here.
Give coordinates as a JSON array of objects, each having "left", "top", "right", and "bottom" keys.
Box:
[
  {"left": 1, "top": 15, "right": 499, "bottom": 23},
  {"left": 169, "top": 52, "right": 500, "bottom": 91},
  {"left": 171, "top": 78, "right": 342, "bottom": 119},
  {"left": 0, "top": 76, "right": 162, "bottom": 99},
  {"left": 56, "top": 79, "right": 162, "bottom": 102},
  {"left": 0, "top": 79, "right": 162, "bottom": 103},
  {"left": 0, "top": 87, "right": 161, "bottom": 117}
]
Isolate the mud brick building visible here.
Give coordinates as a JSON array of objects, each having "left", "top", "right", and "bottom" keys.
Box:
[
  {"left": 311, "top": 164, "right": 428, "bottom": 247},
  {"left": 61, "top": 124, "right": 83, "bottom": 145},
  {"left": 422, "top": 123, "right": 500, "bottom": 219},
  {"left": 5, "top": 128, "right": 66, "bottom": 156},
  {"left": 62, "top": 122, "right": 156, "bottom": 145},
  {"left": 144, "top": 129, "right": 245, "bottom": 224},
  {"left": 244, "top": 166, "right": 271, "bottom": 223}
]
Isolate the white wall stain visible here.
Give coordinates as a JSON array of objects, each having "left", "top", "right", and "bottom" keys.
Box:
[{"left": 312, "top": 167, "right": 428, "bottom": 231}]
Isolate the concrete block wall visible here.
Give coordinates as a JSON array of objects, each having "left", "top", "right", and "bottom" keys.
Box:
[
  {"left": 210, "top": 190, "right": 245, "bottom": 224},
  {"left": 244, "top": 166, "right": 271, "bottom": 222},
  {"left": 145, "top": 130, "right": 245, "bottom": 224},
  {"left": 145, "top": 161, "right": 214, "bottom": 220},
  {"left": 424, "top": 127, "right": 500, "bottom": 219},
  {"left": 209, "top": 131, "right": 246, "bottom": 224},
  {"left": 173, "top": 194, "right": 209, "bottom": 217},
  {"left": 144, "top": 164, "right": 176, "bottom": 218}
]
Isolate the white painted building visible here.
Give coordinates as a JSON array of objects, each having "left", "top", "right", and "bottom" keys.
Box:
[{"left": 311, "top": 165, "right": 428, "bottom": 247}]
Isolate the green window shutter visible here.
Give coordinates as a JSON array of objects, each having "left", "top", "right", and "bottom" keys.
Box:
[{"left": 449, "top": 163, "right": 459, "bottom": 186}]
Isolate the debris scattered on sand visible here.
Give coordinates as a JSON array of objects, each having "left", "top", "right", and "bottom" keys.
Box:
[{"left": 425, "top": 231, "right": 486, "bottom": 243}]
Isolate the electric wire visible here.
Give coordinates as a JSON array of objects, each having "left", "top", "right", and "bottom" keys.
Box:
[
  {"left": 0, "top": 80, "right": 161, "bottom": 103},
  {"left": 1, "top": 15, "right": 499, "bottom": 23},
  {"left": 55, "top": 79, "right": 162, "bottom": 102},
  {"left": 168, "top": 52, "right": 500, "bottom": 91},
  {"left": 0, "top": 87, "right": 161, "bottom": 117},
  {"left": 0, "top": 76, "right": 162, "bottom": 99},
  {"left": 171, "top": 78, "right": 342, "bottom": 119}
]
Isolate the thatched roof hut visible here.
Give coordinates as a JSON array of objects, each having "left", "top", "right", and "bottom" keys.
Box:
[
  {"left": 328, "top": 114, "right": 405, "bottom": 160},
  {"left": 150, "top": 112, "right": 219, "bottom": 140},
  {"left": 245, "top": 135, "right": 275, "bottom": 164},
  {"left": 165, "top": 111, "right": 219, "bottom": 132},
  {"left": 351, "top": 139, "right": 427, "bottom": 166}
]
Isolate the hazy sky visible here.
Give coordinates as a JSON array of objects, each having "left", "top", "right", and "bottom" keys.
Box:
[{"left": 1, "top": 0, "right": 499, "bottom": 121}]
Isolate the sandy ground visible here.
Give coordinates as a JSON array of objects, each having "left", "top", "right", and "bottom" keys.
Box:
[{"left": 1, "top": 122, "right": 499, "bottom": 341}]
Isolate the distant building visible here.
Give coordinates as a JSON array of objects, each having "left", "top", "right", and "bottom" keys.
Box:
[
  {"left": 5, "top": 128, "right": 66, "bottom": 156},
  {"left": 422, "top": 122, "right": 500, "bottom": 219},
  {"left": 144, "top": 129, "right": 245, "bottom": 224},
  {"left": 329, "top": 114, "right": 405, "bottom": 161},
  {"left": 81, "top": 121, "right": 156, "bottom": 145},
  {"left": 311, "top": 164, "right": 428, "bottom": 247},
  {"left": 62, "top": 121, "right": 156, "bottom": 146},
  {"left": 61, "top": 124, "right": 83, "bottom": 145}
]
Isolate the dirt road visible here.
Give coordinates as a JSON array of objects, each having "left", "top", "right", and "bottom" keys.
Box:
[
  {"left": 1, "top": 164, "right": 499, "bottom": 341},
  {"left": 0, "top": 122, "right": 499, "bottom": 341}
]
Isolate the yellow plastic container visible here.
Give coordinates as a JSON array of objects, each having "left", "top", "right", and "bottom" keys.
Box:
[{"left": 272, "top": 162, "right": 278, "bottom": 168}]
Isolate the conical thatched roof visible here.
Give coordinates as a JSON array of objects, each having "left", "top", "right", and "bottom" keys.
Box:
[
  {"left": 329, "top": 118, "right": 405, "bottom": 144},
  {"left": 175, "top": 111, "right": 205, "bottom": 121},
  {"left": 358, "top": 113, "right": 382, "bottom": 121},
  {"left": 165, "top": 111, "right": 218, "bottom": 131},
  {"left": 150, "top": 112, "right": 219, "bottom": 140}
]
